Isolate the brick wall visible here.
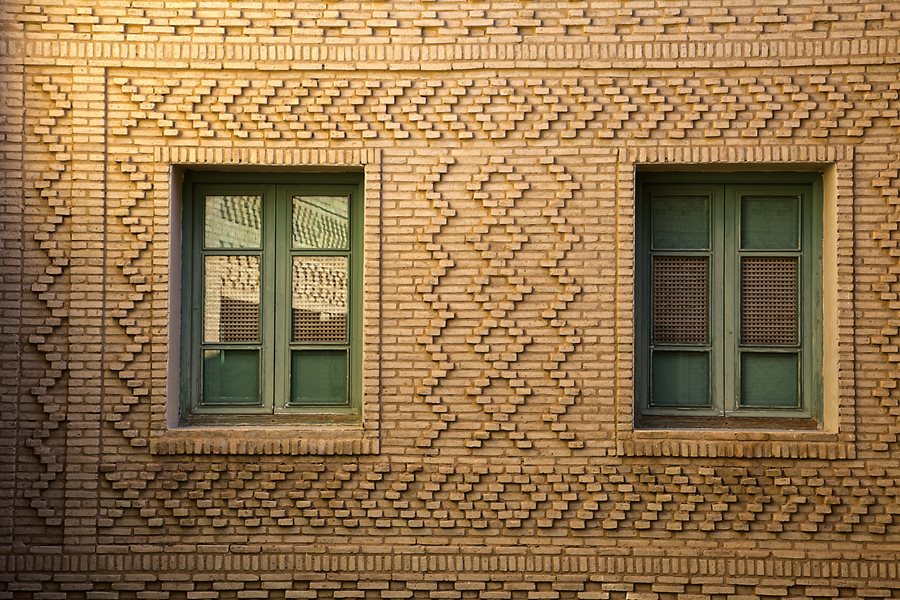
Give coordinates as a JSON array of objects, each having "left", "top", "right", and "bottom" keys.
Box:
[{"left": 1, "top": 1, "right": 899, "bottom": 597}]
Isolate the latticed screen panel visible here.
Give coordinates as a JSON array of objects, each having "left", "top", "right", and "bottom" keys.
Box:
[
  {"left": 203, "top": 255, "right": 261, "bottom": 343},
  {"left": 292, "top": 256, "right": 348, "bottom": 343},
  {"left": 741, "top": 256, "right": 798, "bottom": 345},
  {"left": 652, "top": 256, "right": 709, "bottom": 345}
]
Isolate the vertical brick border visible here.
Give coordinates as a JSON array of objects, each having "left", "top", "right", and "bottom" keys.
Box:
[
  {"left": 145, "top": 146, "right": 382, "bottom": 455},
  {"left": 615, "top": 144, "right": 856, "bottom": 459}
]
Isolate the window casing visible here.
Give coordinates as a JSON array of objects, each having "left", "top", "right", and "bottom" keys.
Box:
[
  {"left": 180, "top": 172, "right": 363, "bottom": 425},
  {"left": 635, "top": 172, "right": 823, "bottom": 429}
]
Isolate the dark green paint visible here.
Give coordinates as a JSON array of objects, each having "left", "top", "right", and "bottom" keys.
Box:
[
  {"left": 651, "top": 351, "right": 711, "bottom": 408},
  {"left": 739, "top": 352, "right": 800, "bottom": 408},
  {"left": 290, "top": 349, "right": 350, "bottom": 406}
]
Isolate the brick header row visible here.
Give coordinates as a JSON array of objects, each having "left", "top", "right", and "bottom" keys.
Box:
[
  {"left": 1, "top": 552, "right": 898, "bottom": 581},
  {"left": 2, "top": 37, "right": 897, "bottom": 69}
]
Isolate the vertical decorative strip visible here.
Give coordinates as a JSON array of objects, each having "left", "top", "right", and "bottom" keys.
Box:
[
  {"left": 0, "top": 60, "right": 25, "bottom": 550},
  {"left": 18, "top": 66, "right": 73, "bottom": 547},
  {"left": 63, "top": 66, "right": 107, "bottom": 550}
]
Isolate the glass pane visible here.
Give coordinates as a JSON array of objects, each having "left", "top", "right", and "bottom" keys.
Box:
[
  {"left": 204, "top": 255, "right": 260, "bottom": 343},
  {"left": 741, "top": 195, "right": 799, "bottom": 250},
  {"left": 290, "top": 349, "right": 349, "bottom": 406},
  {"left": 651, "top": 195, "right": 710, "bottom": 249},
  {"left": 202, "top": 349, "right": 260, "bottom": 405},
  {"left": 651, "top": 351, "right": 710, "bottom": 408},
  {"left": 652, "top": 256, "right": 708, "bottom": 345},
  {"left": 204, "top": 195, "right": 262, "bottom": 249},
  {"left": 292, "top": 256, "right": 348, "bottom": 343},
  {"left": 741, "top": 257, "right": 798, "bottom": 346},
  {"left": 740, "top": 353, "right": 799, "bottom": 408},
  {"left": 292, "top": 195, "right": 349, "bottom": 249}
]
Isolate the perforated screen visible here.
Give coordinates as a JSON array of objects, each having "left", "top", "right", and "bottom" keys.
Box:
[
  {"left": 741, "top": 256, "right": 798, "bottom": 345},
  {"left": 652, "top": 256, "right": 708, "bottom": 345}
]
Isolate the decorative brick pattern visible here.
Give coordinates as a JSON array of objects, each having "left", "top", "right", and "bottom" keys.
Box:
[
  {"left": 0, "top": 61, "right": 24, "bottom": 553},
  {"left": 2, "top": 0, "right": 899, "bottom": 595},
  {"left": 15, "top": 67, "right": 73, "bottom": 547}
]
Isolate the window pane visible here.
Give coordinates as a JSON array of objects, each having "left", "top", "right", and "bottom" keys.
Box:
[
  {"left": 293, "top": 195, "right": 349, "bottom": 249},
  {"left": 741, "top": 257, "right": 798, "bottom": 346},
  {"left": 651, "top": 351, "right": 710, "bottom": 408},
  {"left": 290, "top": 349, "right": 349, "bottom": 406},
  {"left": 204, "top": 255, "right": 260, "bottom": 343},
  {"left": 741, "top": 195, "right": 799, "bottom": 250},
  {"left": 652, "top": 256, "right": 708, "bottom": 345},
  {"left": 204, "top": 195, "right": 262, "bottom": 249},
  {"left": 651, "top": 195, "right": 710, "bottom": 249},
  {"left": 740, "top": 353, "right": 799, "bottom": 408},
  {"left": 292, "top": 256, "right": 348, "bottom": 343},
  {"left": 202, "top": 349, "right": 260, "bottom": 405}
]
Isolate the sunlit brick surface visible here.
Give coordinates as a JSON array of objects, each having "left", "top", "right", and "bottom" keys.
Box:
[{"left": 1, "top": 0, "right": 899, "bottom": 596}]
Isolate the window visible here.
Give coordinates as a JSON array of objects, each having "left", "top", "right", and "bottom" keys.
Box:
[
  {"left": 180, "top": 172, "right": 362, "bottom": 425},
  {"left": 636, "top": 172, "right": 822, "bottom": 429}
]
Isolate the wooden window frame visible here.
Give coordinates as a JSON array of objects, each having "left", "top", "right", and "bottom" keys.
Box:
[
  {"left": 635, "top": 172, "right": 823, "bottom": 430},
  {"left": 180, "top": 172, "right": 364, "bottom": 426}
]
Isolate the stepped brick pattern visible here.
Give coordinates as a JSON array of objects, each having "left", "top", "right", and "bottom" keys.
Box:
[{"left": 1, "top": 0, "right": 899, "bottom": 597}]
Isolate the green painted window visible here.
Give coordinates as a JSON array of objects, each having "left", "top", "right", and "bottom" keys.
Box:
[
  {"left": 180, "top": 173, "right": 363, "bottom": 425},
  {"left": 636, "top": 173, "right": 822, "bottom": 428}
]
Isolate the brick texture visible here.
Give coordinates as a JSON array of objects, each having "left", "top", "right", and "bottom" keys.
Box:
[{"left": 1, "top": 0, "right": 899, "bottom": 597}]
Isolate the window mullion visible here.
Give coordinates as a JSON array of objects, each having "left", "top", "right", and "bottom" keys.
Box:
[
  {"left": 719, "top": 184, "right": 733, "bottom": 417},
  {"left": 270, "top": 184, "right": 289, "bottom": 414}
]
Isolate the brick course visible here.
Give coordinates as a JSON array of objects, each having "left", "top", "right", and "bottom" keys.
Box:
[{"left": 1, "top": 1, "right": 899, "bottom": 597}]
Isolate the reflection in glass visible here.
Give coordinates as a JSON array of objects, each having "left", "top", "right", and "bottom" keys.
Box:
[
  {"left": 290, "top": 349, "right": 349, "bottom": 406},
  {"left": 204, "top": 195, "right": 262, "bottom": 249},
  {"left": 204, "top": 255, "right": 260, "bottom": 343},
  {"left": 292, "top": 195, "right": 349, "bottom": 249},
  {"left": 292, "top": 256, "right": 348, "bottom": 343},
  {"left": 203, "top": 349, "right": 260, "bottom": 405}
]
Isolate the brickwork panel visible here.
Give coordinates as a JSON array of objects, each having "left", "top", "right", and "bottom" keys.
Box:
[{"left": 1, "top": 0, "right": 899, "bottom": 594}]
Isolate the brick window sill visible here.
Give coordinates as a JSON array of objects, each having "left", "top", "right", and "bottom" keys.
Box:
[
  {"left": 150, "top": 426, "right": 378, "bottom": 455},
  {"left": 619, "top": 429, "right": 850, "bottom": 459}
]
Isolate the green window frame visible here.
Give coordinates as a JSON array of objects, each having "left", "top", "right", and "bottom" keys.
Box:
[
  {"left": 180, "top": 172, "right": 363, "bottom": 425},
  {"left": 636, "top": 172, "right": 823, "bottom": 429}
]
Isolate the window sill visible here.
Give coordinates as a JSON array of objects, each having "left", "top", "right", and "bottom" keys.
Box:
[
  {"left": 150, "top": 425, "right": 378, "bottom": 455},
  {"left": 619, "top": 429, "right": 850, "bottom": 459}
]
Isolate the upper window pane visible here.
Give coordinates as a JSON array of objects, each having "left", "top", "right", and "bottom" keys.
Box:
[
  {"left": 204, "top": 195, "right": 262, "bottom": 249},
  {"left": 651, "top": 194, "right": 710, "bottom": 249},
  {"left": 292, "top": 195, "right": 349, "bottom": 249},
  {"left": 740, "top": 195, "right": 799, "bottom": 250}
]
